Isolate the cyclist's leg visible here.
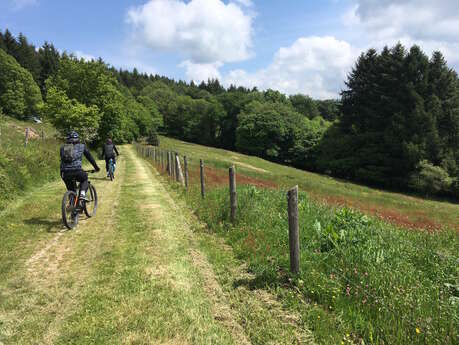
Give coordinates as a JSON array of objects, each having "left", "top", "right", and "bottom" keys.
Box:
[
  {"left": 62, "top": 171, "right": 77, "bottom": 192},
  {"left": 105, "top": 158, "right": 110, "bottom": 172},
  {"left": 75, "top": 170, "right": 89, "bottom": 194}
]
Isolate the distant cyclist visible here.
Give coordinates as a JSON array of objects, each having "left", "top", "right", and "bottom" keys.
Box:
[
  {"left": 102, "top": 138, "right": 119, "bottom": 177},
  {"left": 60, "top": 131, "right": 100, "bottom": 200}
]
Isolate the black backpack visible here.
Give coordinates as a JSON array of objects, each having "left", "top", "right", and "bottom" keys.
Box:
[
  {"left": 104, "top": 144, "right": 114, "bottom": 157},
  {"left": 62, "top": 144, "right": 75, "bottom": 163}
]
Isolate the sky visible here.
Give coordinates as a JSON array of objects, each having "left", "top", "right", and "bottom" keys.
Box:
[{"left": 1, "top": 0, "right": 459, "bottom": 99}]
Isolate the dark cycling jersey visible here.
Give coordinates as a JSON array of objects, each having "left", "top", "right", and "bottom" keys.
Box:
[
  {"left": 60, "top": 143, "right": 98, "bottom": 172},
  {"left": 102, "top": 144, "right": 119, "bottom": 159}
]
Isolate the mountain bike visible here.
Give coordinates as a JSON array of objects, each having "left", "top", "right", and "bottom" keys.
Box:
[
  {"left": 61, "top": 170, "right": 98, "bottom": 229},
  {"left": 108, "top": 158, "right": 115, "bottom": 181}
]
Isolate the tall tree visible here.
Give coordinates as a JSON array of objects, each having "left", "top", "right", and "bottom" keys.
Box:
[{"left": 38, "top": 42, "right": 60, "bottom": 93}]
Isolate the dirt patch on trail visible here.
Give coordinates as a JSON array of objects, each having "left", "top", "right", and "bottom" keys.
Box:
[
  {"left": 313, "top": 194, "right": 446, "bottom": 232},
  {"left": 188, "top": 166, "right": 277, "bottom": 189}
]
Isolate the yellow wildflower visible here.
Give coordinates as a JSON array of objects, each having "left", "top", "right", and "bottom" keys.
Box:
[{"left": 416, "top": 328, "right": 421, "bottom": 334}]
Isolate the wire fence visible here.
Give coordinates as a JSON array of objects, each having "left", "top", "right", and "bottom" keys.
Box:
[{"left": 135, "top": 143, "right": 455, "bottom": 345}]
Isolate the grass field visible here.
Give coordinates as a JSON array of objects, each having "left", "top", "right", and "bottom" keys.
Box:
[
  {"left": 142, "top": 139, "right": 459, "bottom": 344},
  {"left": 158, "top": 136, "right": 459, "bottom": 232},
  {"left": 1, "top": 144, "right": 318, "bottom": 344}
]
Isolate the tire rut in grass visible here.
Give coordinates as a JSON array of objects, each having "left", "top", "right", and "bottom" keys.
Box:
[
  {"left": 0, "top": 158, "right": 125, "bottom": 345},
  {"left": 127, "top": 147, "right": 249, "bottom": 344}
]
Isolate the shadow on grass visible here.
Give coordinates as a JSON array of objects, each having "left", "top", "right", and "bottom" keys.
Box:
[
  {"left": 24, "top": 217, "right": 64, "bottom": 233},
  {"left": 90, "top": 177, "right": 110, "bottom": 181}
]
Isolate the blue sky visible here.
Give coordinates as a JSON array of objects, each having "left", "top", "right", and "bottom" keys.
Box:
[{"left": 2, "top": 0, "right": 458, "bottom": 98}]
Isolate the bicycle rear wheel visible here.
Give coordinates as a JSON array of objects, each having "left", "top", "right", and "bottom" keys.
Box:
[
  {"left": 62, "top": 190, "right": 79, "bottom": 229},
  {"left": 84, "top": 184, "right": 98, "bottom": 217}
]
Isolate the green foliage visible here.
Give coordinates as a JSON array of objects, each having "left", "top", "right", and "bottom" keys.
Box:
[
  {"left": 289, "top": 94, "right": 320, "bottom": 119},
  {"left": 0, "top": 49, "right": 42, "bottom": 119},
  {"left": 146, "top": 127, "right": 159, "bottom": 146},
  {"left": 136, "top": 94, "right": 162, "bottom": 127},
  {"left": 409, "top": 160, "right": 453, "bottom": 196},
  {"left": 315, "top": 99, "right": 341, "bottom": 121},
  {"left": 0, "top": 30, "right": 41, "bottom": 83},
  {"left": 320, "top": 43, "right": 459, "bottom": 196},
  {"left": 41, "top": 86, "right": 100, "bottom": 142},
  {"left": 164, "top": 93, "right": 225, "bottom": 146},
  {"left": 236, "top": 100, "right": 291, "bottom": 159},
  {"left": 43, "top": 55, "right": 159, "bottom": 144},
  {"left": 4, "top": 28, "right": 457, "bottom": 199},
  {"left": 236, "top": 100, "right": 329, "bottom": 166}
]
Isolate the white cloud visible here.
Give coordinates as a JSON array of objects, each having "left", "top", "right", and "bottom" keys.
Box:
[
  {"left": 345, "top": 0, "right": 459, "bottom": 64},
  {"left": 231, "top": 0, "right": 253, "bottom": 7},
  {"left": 74, "top": 51, "right": 96, "bottom": 62},
  {"left": 352, "top": 0, "right": 459, "bottom": 41},
  {"left": 11, "top": 0, "right": 37, "bottom": 10},
  {"left": 224, "top": 36, "right": 357, "bottom": 99},
  {"left": 180, "top": 60, "right": 222, "bottom": 83},
  {"left": 126, "top": 0, "right": 253, "bottom": 64}
]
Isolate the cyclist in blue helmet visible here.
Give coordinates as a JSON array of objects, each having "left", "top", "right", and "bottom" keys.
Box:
[{"left": 60, "top": 131, "right": 100, "bottom": 200}]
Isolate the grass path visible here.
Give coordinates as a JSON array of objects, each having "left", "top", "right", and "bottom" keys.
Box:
[{"left": 0, "top": 145, "right": 313, "bottom": 344}]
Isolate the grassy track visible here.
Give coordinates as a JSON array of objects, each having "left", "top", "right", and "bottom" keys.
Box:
[
  {"left": 1, "top": 145, "right": 315, "bottom": 344},
  {"left": 158, "top": 136, "right": 459, "bottom": 231}
]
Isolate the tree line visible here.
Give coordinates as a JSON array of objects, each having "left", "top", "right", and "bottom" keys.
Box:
[{"left": 0, "top": 29, "right": 457, "bottom": 198}]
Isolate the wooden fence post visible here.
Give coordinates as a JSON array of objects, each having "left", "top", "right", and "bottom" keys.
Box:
[
  {"left": 171, "top": 152, "right": 175, "bottom": 178},
  {"left": 176, "top": 154, "right": 185, "bottom": 185},
  {"left": 24, "top": 128, "right": 29, "bottom": 147},
  {"left": 287, "top": 186, "right": 300, "bottom": 274},
  {"left": 175, "top": 152, "right": 180, "bottom": 182},
  {"left": 184, "top": 156, "right": 189, "bottom": 189},
  {"left": 200, "top": 159, "right": 205, "bottom": 198},
  {"left": 167, "top": 151, "right": 171, "bottom": 176},
  {"left": 169, "top": 151, "right": 174, "bottom": 177},
  {"left": 229, "top": 165, "right": 237, "bottom": 223}
]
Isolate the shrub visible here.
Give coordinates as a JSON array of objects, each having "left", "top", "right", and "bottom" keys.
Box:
[
  {"left": 409, "top": 160, "right": 453, "bottom": 196},
  {"left": 146, "top": 128, "right": 160, "bottom": 146},
  {"left": 42, "top": 86, "right": 100, "bottom": 142},
  {"left": 0, "top": 49, "right": 42, "bottom": 119}
]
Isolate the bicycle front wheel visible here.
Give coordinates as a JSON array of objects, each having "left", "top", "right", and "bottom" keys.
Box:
[
  {"left": 62, "top": 190, "right": 79, "bottom": 229},
  {"left": 84, "top": 184, "right": 98, "bottom": 217}
]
